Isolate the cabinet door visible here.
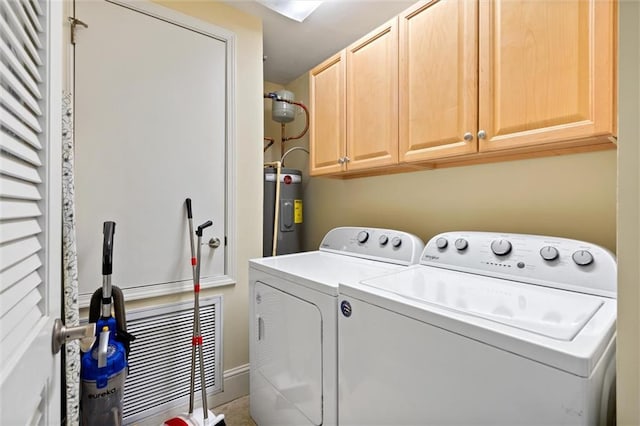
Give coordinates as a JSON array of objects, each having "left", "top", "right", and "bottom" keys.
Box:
[
  {"left": 310, "top": 52, "right": 346, "bottom": 176},
  {"left": 479, "top": 0, "right": 616, "bottom": 152},
  {"left": 399, "top": 0, "right": 478, "bottom": 162},
  {"left": 346, "top": 18, "right": 399, "bottom": 171}
]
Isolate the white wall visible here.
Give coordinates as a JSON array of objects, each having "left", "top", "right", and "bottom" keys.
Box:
[{"left": 617, "top": 0, "right": 640, "bottom": 422}]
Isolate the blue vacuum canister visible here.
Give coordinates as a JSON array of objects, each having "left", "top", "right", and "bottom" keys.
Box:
[{"left": 81, "top": 222, "right": 134, "bottom": 425}]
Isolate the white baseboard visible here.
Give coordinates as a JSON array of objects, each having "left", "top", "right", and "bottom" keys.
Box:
[
  {"left": 211, "top": 363, "right": 250, "bottom": 408},
  {"left": 133, "top": 364, "right": 249, "bottom": 425}
]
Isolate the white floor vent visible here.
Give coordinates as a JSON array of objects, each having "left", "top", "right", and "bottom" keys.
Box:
[{"left": 122, "top": 296, "right": 223, "bottom": 424}]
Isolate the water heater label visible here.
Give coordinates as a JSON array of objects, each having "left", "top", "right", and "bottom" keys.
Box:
[{"left": 294, "top": 200, "right": 303, "bottom": 223}]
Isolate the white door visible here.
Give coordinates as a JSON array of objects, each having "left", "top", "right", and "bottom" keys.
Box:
[
  {"left": 0, "top": 0, "right": 63, "bottom": 424},
  {"left": 73, "top": 0, "right": 228, "bottom": 300}
]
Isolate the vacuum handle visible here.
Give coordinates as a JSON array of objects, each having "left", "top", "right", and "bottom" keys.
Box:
[
  {"left": 196, "top": 220, "right": 213, "bottom": 237},
  {"left": 185, "top": 198, "right": 193, "bottom": 219},
  {"left": 102, "top": 221, "right": 116, "bottom": 275}
]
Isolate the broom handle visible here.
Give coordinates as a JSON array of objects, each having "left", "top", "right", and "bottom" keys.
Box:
[
  {"left": 195, "top": 221, "right": 212, "bottom": 419},
  {"left": 186, "top": 199, "right": 197, "bottom": 414}
]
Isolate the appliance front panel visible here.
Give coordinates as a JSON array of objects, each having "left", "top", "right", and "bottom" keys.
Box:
[
  {"left": 253, "top": 281, "right": 322, "bottom": 425},
  {"left": 338, "top": 296, "right": 610, "bottom": 425}
]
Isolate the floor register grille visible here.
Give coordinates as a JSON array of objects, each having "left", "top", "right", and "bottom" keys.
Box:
[{"left": 121, "top": 296, "right": 223, "bottom": 424}]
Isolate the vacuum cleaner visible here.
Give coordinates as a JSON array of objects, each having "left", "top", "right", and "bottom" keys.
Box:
[
  {"left": 163, "top": 199, "right": 225, "bottom": 426},
  {"left": 80, "top": 221, "right": 135, "bottom": 425}
]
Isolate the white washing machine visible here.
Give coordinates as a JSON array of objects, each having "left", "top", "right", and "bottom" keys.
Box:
[
  {"left": 249, "top": 227, "right": 424, "bottom": 426},
  {"left": 339, "top": 231, "right": 617, "bottom": 425}
]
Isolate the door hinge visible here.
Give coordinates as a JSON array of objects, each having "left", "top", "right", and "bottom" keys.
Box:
[{"left": 68, "top": 17, "right": 88, "bottom": 45}]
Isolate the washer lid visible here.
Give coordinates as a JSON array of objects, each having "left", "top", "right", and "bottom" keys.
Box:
[
  {"left": 347, "top": 266, "right": 616, "bottom": 377},
  {"left": 362, "top": 267, "right": 602, "bottom": 341}
]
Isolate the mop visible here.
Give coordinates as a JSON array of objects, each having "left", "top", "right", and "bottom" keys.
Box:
[{"left": 164, "top": 199, "right": 225, "bottom": 426}]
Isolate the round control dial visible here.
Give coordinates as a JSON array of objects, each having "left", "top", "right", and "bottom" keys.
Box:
[
  {"left": 379, "top": 235, "right": 389, "bottom": 245},
  {"left": 391, "top": 237, "right": 402, "bottom": 248},
  {"left": 491, "top": 239, "right": 512, "bottom": 256},
  {"left": 435, "top": 237, "right": 448, "bottom": 249},
  {"left": 357, "top": 231, "right": 369, "bottom": 244},
  {"left": 540, "top": 246, "right": 559, "bottom": 261},
  {"left": 572, "top": 250, "right": 594, "bottom": 266},
  {"left": 454, "top": 238, "right": 468, "bottom": 251}
]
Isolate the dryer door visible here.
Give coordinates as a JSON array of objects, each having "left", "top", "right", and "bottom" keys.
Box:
[{"left": 254, "top": 281, "right": 323, "bottom": 425}]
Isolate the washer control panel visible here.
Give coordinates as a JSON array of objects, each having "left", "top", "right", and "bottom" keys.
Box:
[
  {"left": 422, "top": 232, "right": 616, "bottom": 298},
  {"left": 319, "top": 227, "right": 424, "bottom": 265}
]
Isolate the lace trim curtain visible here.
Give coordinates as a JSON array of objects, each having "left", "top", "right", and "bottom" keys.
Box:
[{"left": 62, "top": 92, "right": 80, "bottom": 426}]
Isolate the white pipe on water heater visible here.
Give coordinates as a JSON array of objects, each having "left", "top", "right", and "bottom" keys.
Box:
[{"left": 264, "top": 161, "right": 282, "bottom": 256}]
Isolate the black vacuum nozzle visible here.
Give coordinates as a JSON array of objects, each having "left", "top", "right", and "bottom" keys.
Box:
[{"left": 102, "top": 221, "right": 116, "bottom": 275}]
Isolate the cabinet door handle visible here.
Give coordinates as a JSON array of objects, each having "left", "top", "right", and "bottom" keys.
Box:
[
  {"left": 478, "top": 130, "right": 487, "bottom": 140},
  {"left": 343, "top": 156, "right": 350, "bottom": 163},
  {"left": 337, "top": 157, "right": 344, "bottom": 164},
  {"left": 463, "top": 132, "right": 473, "bottom": 141}
]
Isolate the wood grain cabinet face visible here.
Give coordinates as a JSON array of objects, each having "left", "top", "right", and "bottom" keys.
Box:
[
  {"left": 309, "top": 0, "right": 616, "bottom": 177},
  {"left": 400, "top": 0, "right": 479, "bottom": 162},
  {"left": 309, "top": 51, "right": 346, "bottom": 176},
  {"left": 346, "top": 18, "right": 399, "bottom": 171},
  {"left": 479, "top": 0, "right": 616, "bottom": 152},
  {"left": 310, "top": 19, "right": 399, "bottom": 176}
]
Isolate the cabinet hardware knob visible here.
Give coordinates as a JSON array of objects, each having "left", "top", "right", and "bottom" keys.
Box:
[
  {"left": 337, "top": 157, "right": 345, "bottom": 164},
  {"left": 463, "top": 132, "right": 473, "bottom": 141},
  {"left": 344, "top": 156, "right": 351, "bottom": 162},
  {"left": 478, "top": 130, "right": 487, "bottom": 140}
]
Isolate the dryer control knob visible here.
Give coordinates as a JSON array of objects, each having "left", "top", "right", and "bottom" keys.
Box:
[
  {"left": 357, "top": 231, "right": 369, "bottom": 244},
  {"left": 379, "top": 235, "right": 389, "bottom": 245},
  {"left": 435, "top": 237, "right": 448, "bottom": 249},
  {"left": 491, "top": 239, "right": 512, "bottom": 256},
  {"left": 572, "top": 250, "right": 594, "bottom": 266},
  {"left": 540, "top": 246, "right": 559, "bottom": 261},
  {"left": 391, "top": 237, "right": 402, "bottom": 248},
  {"left": 454, "top": 238, "right": 468, "bottom": 251}
]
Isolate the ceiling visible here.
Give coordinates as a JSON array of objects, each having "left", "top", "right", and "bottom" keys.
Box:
[{"left": 223, "top": 0, "right": 417, "bottom": 84}]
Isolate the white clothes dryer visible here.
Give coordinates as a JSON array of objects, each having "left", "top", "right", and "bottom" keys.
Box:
[
  {"left": 249, "top": 227, "right": 424, "bottom": 426},
  {"left": 339, "top": 231, "right": 617, "bottom": 425}
]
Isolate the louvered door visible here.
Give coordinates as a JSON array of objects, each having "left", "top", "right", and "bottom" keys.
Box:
[{"left": 0, "top": 0, "right": 62, "bottom": 424}]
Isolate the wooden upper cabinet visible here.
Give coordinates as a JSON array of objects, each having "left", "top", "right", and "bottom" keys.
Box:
[
  {"left": 346, "top": 17, "right": 399, "bottom": 171},
  {"left": 309, "top": 51, "right": 346, "bottom": 176},
  {"left": 479, "top": 0, "right": 616, "bottom": 152},
  {"left": 400, "top": 0, "right": 478, "bottom": 163},
  {"left": 308, "top": 0, "right": 617, "bottom": 177}
]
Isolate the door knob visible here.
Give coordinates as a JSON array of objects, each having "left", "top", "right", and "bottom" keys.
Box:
[
  {"left": 477, "top": 130, "right": 487, "bottom": 139},
  {"left": 208, "top": 237, "right": 221, "bottom": 249},
  {"left": 52, "top": 319, "right": 96, "bottom": 354}
]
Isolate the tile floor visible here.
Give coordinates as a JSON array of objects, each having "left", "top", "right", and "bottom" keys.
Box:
[{"left": 213, "top": 396, "right": 256, "bottom": 426}]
